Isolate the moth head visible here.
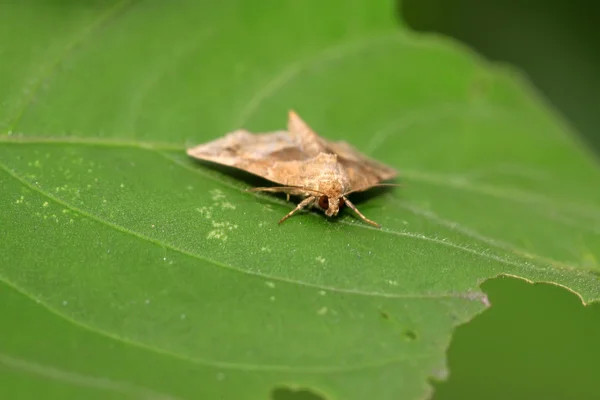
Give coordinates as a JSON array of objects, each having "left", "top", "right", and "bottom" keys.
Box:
[{"left": 318, "top": 195, "right": 346, "bottom": 217}]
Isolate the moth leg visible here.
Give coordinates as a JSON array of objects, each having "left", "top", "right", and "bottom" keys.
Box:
[
  {"left": 278, "top": 196, "right": 316, "bottom": 225},
  {"left": 247, "top": 187, "right": 299, "bottom": 202},
  {"left": 248, "top": 187, "right": 281, "bottom": 194},
  {"left": 342, "top": 196, "right": 381, "bottom": 228},
  {"left": 246, "top": 187, "right": 299, "bottom": 195}
]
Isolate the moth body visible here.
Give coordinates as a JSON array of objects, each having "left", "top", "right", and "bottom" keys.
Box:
[{"left": 186, "top": 110, "right": 398, "bottom": 227}]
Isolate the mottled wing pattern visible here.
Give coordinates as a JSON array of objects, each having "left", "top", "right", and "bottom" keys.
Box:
[
  {"left": 187, "top": 111, "right": 398, "bottom": 194},
  {"left": 186, "top": 129, "right": 315, "bottom": 188},
  {"left": 257, "top": 153, "right": 344, "bottom": 194},
  {"left": 326, "top": 140, "right": 398, "bottom": 193},
  {"left": 287, "top": 111, "right": 398, "bottom": 193}
]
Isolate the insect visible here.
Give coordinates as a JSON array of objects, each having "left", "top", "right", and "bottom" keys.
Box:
[{"left": 186, "top": 110, "right": 398, "bottom": 227}]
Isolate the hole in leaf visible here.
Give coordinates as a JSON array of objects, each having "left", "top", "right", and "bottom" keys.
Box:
[
  {"left": 271, "top": 386, "right": 327, "bottom": 400},
  {"left": 431, "top": 275, "right": 600, "bottom": 400},
  {"left": 402, "top": 329, "right": 418, "bottom": 341}
]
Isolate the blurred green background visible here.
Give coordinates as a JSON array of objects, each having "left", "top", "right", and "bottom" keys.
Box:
[
  {"left": 402, "top": 0, "right": 600, "bottom": 154},
  {"left": 400, "top": 1, "right": 600, "bottom": 399}
]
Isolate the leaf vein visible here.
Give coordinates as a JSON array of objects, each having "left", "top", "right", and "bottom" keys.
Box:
[
  {"left": 0, "top": 160, "right": 481, "bottom": 300},
  {"left": 0, "top": 278, "right": 438, "bottom": 374},
  {"left": 0, "top": 352, "right": 180, "bottom": 400},
  {"left": 394, "top": 200, "right": 591, "bottom": 273},
  {"left": 233, "top": 31, "right": 408, "bottom": 127},
  {"left": 4, "top": 134, "right": 598, "bottom": 220},
  {"left": 7, "top": 0, "right": 137, "bottom": 132}
]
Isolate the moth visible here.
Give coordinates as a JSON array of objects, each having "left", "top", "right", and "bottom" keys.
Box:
[{"left": 186, "top": 111, "right": 398, "bottom": 227}]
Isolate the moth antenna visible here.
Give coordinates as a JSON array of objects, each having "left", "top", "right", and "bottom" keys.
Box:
[
  {"left": 278, "top": 196, "right": 316, "bottom": 225},
  {"left": 342, "top": 196, "right": 381, "bottom": 228}
]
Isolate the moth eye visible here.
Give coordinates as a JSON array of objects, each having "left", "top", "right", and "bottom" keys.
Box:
[
  {"left": 339, "top": 197, "right": 345, "bottom": 208},
  {"left": 318, "top": 195, "right": 329, "bottom": 209}
]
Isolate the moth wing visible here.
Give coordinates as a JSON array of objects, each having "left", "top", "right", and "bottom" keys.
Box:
[
  {"left": 187, "top": 111, "right": 397, "bottom": 194},
  {"left": 287, "top": 110, "right": 329, "bottom": 156},
  {"left": 253, "top": 152, "right": 342, "bottom": 193},
  {"left": 186, "top": 129, "right": 311, "bottom": 187},
  {"left": 327, "top": 140, "right": 398, "bottom": 193},
  {"left": 287, "top": 110, "right": 397, "bottom": 192}
]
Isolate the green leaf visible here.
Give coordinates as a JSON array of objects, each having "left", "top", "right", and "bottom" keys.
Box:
[{"left": 1, "top": 0, "right": 599, "bottom": 399}]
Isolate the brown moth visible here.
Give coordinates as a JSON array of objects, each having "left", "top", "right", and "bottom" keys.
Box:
[{"left": 186, "top": 110, "right": 398, "bottom": 227}]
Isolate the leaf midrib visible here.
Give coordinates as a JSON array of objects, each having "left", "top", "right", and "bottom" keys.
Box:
[
  {"left": 2, "top": 134, "right": 593, "bottom": 275},
  {"left": 1, "top": 152, "right": 506, "bottom": 300}
]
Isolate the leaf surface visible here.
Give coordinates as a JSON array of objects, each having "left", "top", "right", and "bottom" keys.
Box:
[{"left": 1, "top": 1, "right": 600, "bottom": 399}]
